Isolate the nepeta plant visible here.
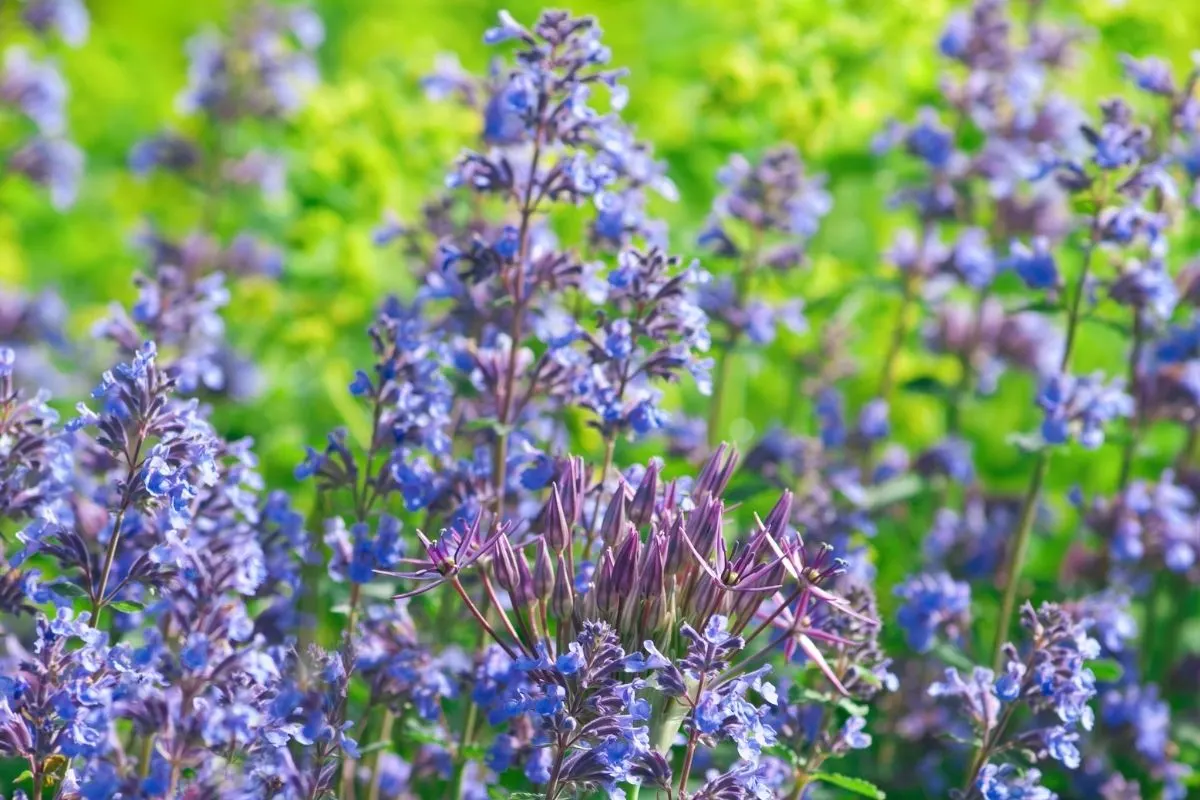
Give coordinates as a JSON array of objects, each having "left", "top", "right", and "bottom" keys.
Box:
[{"left": 3, "top": 2, "right": 1200, "bottom": 800}]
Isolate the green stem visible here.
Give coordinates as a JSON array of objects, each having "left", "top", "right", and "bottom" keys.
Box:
[
  {"left": 366, "top": 710, "right": 396, "bottom": 800},
  {"left": 451, "top": 590, "right": 494, "bottom": 798},
  {"left": 990, "top": 222, "right": 1099, "bottom": 670},
  {"left": 991, "top": 453, "right": 1048, "bottom": 669},
  {"left": 707, "top": 344, "right": 735, "bottom": 447},
  {"left": 880, "top": 265, "right": 917, "bottom": 404},
  {"left": 1117, "top": 312, "right": 1144, "bottom": 489}
]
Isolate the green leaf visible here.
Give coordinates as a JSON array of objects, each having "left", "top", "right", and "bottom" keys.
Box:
[
  {"left": 1008, "top": 300, "right": 1062, "bottom": 315},
  {"left": 860, "top": 474, "right": 923, "bottom": 510},
  {"left": 810, "top": 771, "right": 887, "bottom": 798},
  {"left": 933, "top": 643, "right": 976, "bottom": 671},
  {"left": 1005, "top": 432, "right": 1047, "bottom": 453},
  {"left": 108, "top": 601, "right": 143, "bottom": 614},
  {"left": 15, "top": 770, "right": 33, "bottom": 785},
  {"left": 1086, "top": 658, "right": 1125, "bottom": 683},
  {"left": 901, "top": 375, "right": 953, "bottom": 397},
  {"left": 52, "top": 581, "right": 88, "bottom": 598},
  {"left": 794, "top": 686, "right": 870, "bottom": 717}
]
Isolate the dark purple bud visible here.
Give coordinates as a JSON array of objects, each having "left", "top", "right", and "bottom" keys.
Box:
[
  {"left": 599, "top": 485, "right": 628, "bottom": 548},
  {"left": 687, "top": 568, "right": 722, "bottom": 619},
  {"left": 551, "top": 552, "right": 574, "bottom": 619},
  {"left": 560, "top": 456, "right": 584, "bottom": 523},
  {"left": 546, "top": 483, "right": 572, "bottom": 553},
  {"left": 730, "top": 567, "right": 777, "bottom": 622},
  {"left": 640, "top": 534, "right": 667, "bottom": 599},
  {"left": 686, "top": 495, "right": 724, "bottom": 562},
  {"left": 663, "top": 514, "right": 688, "bottom": 576},
  {"left": 762, "top": 489, "right": 793, "bottom": 538},
  {"left": 493, "top": 533, "right": 519, "bottom": 594},
  {"left": 513, "top": 555, "right": 535, "bottom": 608},
  {"left": 596, "top": 551, "right": 619, "bottom": 617},
  {"left": 629, "top": 461, "right": 659, "bottom": 528},
  {"left": 630, "top": 751, "right": 673, "bottom": 790},
  {"left": 533, "top": 538, "right": 555, "bottom": 602},
  {"left": 611, "top": 527, "right": 641, "bottom": 596},
  {"left": 695, "top": 442, "right": 738, "bottom": 498}
]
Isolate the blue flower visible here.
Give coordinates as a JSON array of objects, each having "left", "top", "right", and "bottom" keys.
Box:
[{"left": 1006, "top": 238, "right": 1059, "bottom": 290}]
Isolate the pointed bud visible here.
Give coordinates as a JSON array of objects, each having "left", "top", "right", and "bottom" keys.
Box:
[
  {"left": 551, "top": 552, "right": 574, "bottom": 619},
  {"left": 561, "top": 457, "right": 584, "bottom": 523},
  {"left": 511, "top": 555, "right": 535, "bottom": 608},
  {"left": 600, "top": 485, "right": 628, "bottom": 549},
  {"left": 695, "top": 443, "right": 738, "bottom": 498},
  {"left": 686, "top": 495, "right": 724, "bottom": 562},
  {"left": 533, "top": 538, "right": 555, "bottom": 603},
  {"left": 640, "top": 534, "right": 667, "bottom": 599},
  {"left": 643, "top": 587, "right": 669, "bottom": 637},
  {"left": 663, "top": 514, "right": 688, "bottom": 576},
  {"left": 493, "top": 533, "right": 519, "bottom": 595},
  {"left": 686, "top": 568, "right": 721, "bottom": 619},
  {"left": 612, "top": 527, "right": 641, "bottom": 597},
  {"left": 629, "top": 462, "right": 659, "bottom": 529},
  {"left": 763, "top": 490, "right": 793, "bottom": 538},
  {"left": 546, "top": 483, "right": 572, "bottom": 553},
  {"left": 596, "top": 550, "right": 619, "bottom": 617}
]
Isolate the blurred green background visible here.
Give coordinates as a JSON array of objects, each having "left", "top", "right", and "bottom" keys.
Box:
[{"left": 6, "top": 0, "right": 1200, "bottom": 598}]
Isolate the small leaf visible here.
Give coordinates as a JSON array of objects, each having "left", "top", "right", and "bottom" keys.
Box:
[
  {"left": 861, "top": 474, "right": 923, "bottom": 510},
  {"left": 1009, "top": 300, "right": 1063, "bottom": 315},
  {"left": 15, "top": 770, "right": 33, "bottom": 785},
  {"left": 933, "top": 643, "right": 976, "bottom": 671},
  {"left": 108, "top": 601, "right": 143, "bottom": 614},
  {"left": 810, "top": 771, "right": 887, "bottom": 798},
  {"left": 901, "top": 375, "right": 953, "bottom": 397},
  {"left": 52, "top": 581, "right": 88, "bottom": 598},
  {"left": 1086, "top": 658, "right": 1125, "bottom": 683},
  {"left": 1006, "top": 432, "right": 1047, "bottom": 453}
]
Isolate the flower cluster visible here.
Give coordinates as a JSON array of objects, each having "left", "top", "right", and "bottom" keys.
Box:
[
  {"left": 0, "top": 2, "right": 87, "bottom": 207},
  {"left": 6, "top": 2, "right": 1200, "bottom": 799}
]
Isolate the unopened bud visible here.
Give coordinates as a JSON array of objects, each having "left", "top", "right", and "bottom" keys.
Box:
[
  {"left": 533, "top": 538, "right": 555, "bottom": 603},
  {"left": 551, "top": 552, "right": 575, "bottom": 619},
  {"left": 629, "top": 461, "right": 659, "bottom": 528}
]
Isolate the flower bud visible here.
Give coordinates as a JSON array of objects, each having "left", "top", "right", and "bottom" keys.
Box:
[
  {"left": 686, "top": 495, "right": 724, "bottom": 562},
  {"left": 493, "top": 533, "right": 519, "bottom": 595},
  {"left": 695, "top": 442, "right": 738, "bottom": 498},
  {"left": 533, "top": 538, "right": 555, "bottom": 603},
  {"left": 551, "top": 552, "right": 575, "bottom": 619},
  {"left": 599, "top": 485, "right": 628, "bottom": 549},
  {"left": 629, "top": 461, "right": 659, "bottom": 528},
  {"left": 663, "top": 514, "right": 688, "bottom": 576},
  {"left": 512, "top": 555, "right": 535, "bottom": 608},
  {"left": 611, "top": 527, "right": 641, "bottom": 597},
  {"left": 642, "top": 588, "right": 669, "bottom": 637},
  {"left": 596, "top": 551, "right": 619, "bottom": 618},
  {"left": 762, "top": 489, "right": 793, "bottom": 538},
  {"left": 546, "top": 483, "right": 572, "bottom": 554},
  {"left": 640, "top": 534, "right": 666, "bottom": 599},
  {"left": 561, "top": 456, "right": 584, "bottom": 523}
]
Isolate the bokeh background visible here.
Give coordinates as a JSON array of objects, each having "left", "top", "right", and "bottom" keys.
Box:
[{"left": 5, "top": 0, "right": 1200, "bottom": 767}]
